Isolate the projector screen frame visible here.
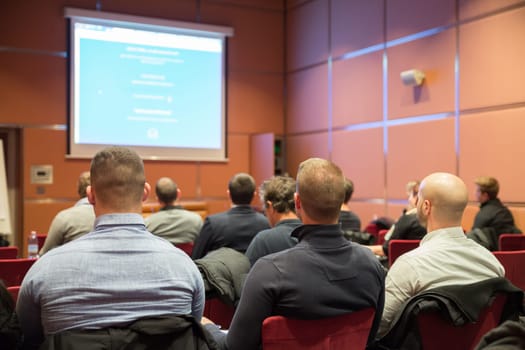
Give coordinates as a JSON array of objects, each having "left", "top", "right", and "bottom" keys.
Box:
[{"left": 64, "top": 7, "right": 233, "bottom": 162}]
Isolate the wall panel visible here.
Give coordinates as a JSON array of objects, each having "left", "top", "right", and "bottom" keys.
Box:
[
  {"left": 332, "top": 52, "right": 383, "bottom": 127},
  {"left": 286, "top": 0, "right": 328, "bottom": 70},
  {"left": 228, "top": 71, "right": 284, "bottom": 134},
  {"left": 387, "top": 118, "right": 456, "bottom": 198},
  {"left": 387, "top": 30, "right": 456, "bottom": 119},
  {"left": 331, "top": 0, "right": 384, "bottom": 57},
  {"left": 459, "top": 108, "right": 525, "bottom": 202},
  {"left": 332, "top": 128, "right": 384, "bottom": 199},
  {"left": 285, "top": 132, "right": 329, "bottom": 178},
  {"left": 386, "top": 0, "right": 455, "bottom": 41},
  {"left": 286, "top": 64, "right": 329, "bottom": 133},
  {"left": 458, "top": 0, "right": 524, "bottom": 20},
  {"left": 460, "top": 7, "right": 525, "bottom": 110},
  {"left": 0, "top": 53, "right": 66, "bottom": 124},
  {"left": 99, "top": 0, "right": 197, "bottom": 21}
]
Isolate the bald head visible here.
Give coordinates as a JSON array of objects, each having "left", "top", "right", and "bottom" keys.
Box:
[
  {"left": 417, "top": 172, "right": 468, "bottom": 230},
  {"left": 155, "top": 177, "right": 179, "bottom": 205}
]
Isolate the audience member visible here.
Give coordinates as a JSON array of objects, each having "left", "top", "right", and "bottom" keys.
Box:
[
  {"left": 17, "top": 147, "right": 204, "bottom": 348},
  {"left": 203, "top": 158, "right": 385, "bottom": 349},
  {"left": 245, "top": 176, "right": 301, "bottom": 266},
  {"left": 39, "top": 171, "right": 95, "bottom": 255},
  {"left": 368, "top": 180, "right": 426, "bottom": 257},
  {"left": 145, "top": 177, "right": 203, "bottom": 245},
  {"left": 0, "top": 280, "right": 21, "bottom": 350},
  {"left": 191, "top": 173, "right": 270, "bottom": 259},
  {"left": 379, "top": 172, "right": 504, "bottom": 336},
  {"left": 338, "top": 178, "right": 361, "bottom": 232},
  {"left": 467, "top": 176, "right": 521, "bottom": 250}
]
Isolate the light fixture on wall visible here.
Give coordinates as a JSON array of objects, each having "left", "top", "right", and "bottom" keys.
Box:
[{"left": 400, "top": 69, "right": 425, "bottom": 86}]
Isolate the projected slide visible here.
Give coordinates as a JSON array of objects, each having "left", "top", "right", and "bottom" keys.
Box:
[{"left": 75, "top": 23, "right": 222, "bottom": 149}]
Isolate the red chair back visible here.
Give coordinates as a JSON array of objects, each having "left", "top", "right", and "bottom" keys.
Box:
[
  {"left": 0, "top": 246, "right": 18, "bottom": 259},
  {"left": 37, "top": 234, "right": 47, "bottom": 250},
  {"left": 378, "top": 230, "right": 388, "bottom": 245},
  {"left": 388, "top": 240, "right": 420, "bottom": 267},
  {"left": 493, "top": 250, "right": 525, "bottom": 291},
  {"left": 498, "top": 234, "right": 525, "bottom": 251},
  {"left": 0, "top": 258, "right": 36, "bottom": 287},
  {"left": 262, "top": 308, "right": 375, "bottom": 350},
  {"left": 7, "top": 285, "right": 20, "bottom": 305},
  {"left": 175, "top": 242, "right": 194, "bottom": 256},
  {"left": 417, "top": 293, "right": 507, "bottom": 350},
  {"left": 203, "top": 298, "right": 235, "bottom": 329}
]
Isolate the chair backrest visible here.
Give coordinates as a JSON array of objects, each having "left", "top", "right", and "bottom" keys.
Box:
[
  {"left": 378, "top": 230, "right": 388, "bottom": 245},
  {"left": 388, "top": 240, "right": 420, "bottom": 267},
  {"left": 493, "top": 250, "right": 525, "bottom": 291},
  {"left": 498, "top": 234, "right": 525, "bottom": 251},
  {"left": 417, "top": 293, "right": 507, "bottom": 350},
  {"left": 175, "top": 242, "right": 194, "bottom": 257},
  {"left": 0, "top": 258, "right": 36, "bottom": 287},
  {"left": 7, "top": 286, "right": 20, "bottom": 305},
  {"left": 37, "top": 234, "right": 47, "bottom": 250},
  {"left": 0, "top": 246, "right": 18, "bottom": 259},
  {"left": 262, "top": 308, "right": 375, "bottom": 350},
  {"left": 203, "top": 298, "right": 235, "bottom": 329}
]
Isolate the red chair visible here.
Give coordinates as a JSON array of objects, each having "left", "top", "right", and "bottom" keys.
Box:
[
  {"left": 0, "top": 246, "right": 18, "bottom": 259},
  {"left": 493, "top": 250, "right": 525, "bottom": 291},
  {"left": 175, "top": 242, "right": 194, "bottom": 256},
  {"left": 7, "top": 285, "right": 20, "bottom": 305},
  {"left": 378, "top": 229, "right": 388, "bottom": 245},
  {"left": 37, "top": 234, "right": 47, "bottom": 250},
  {"left": 417, "top": 294, "right": 507, "bottom": 350},
  {"left": 203, "top": 298, "right": 235, "bottom": 329},
  {"left": 388, "top": 239, "right": 420, "bottom": 267},
  {"left": 0, "top": 258, "right": 36, "bottom": 287},
  {"left": 363, "top": 223, "right": 379, "bottom": 244},
  {"left": 498, "top": 234, "right": 525, "bottom": 251},
  {"left": 262, "top": 308, "right": 375, "bottom": 350}
]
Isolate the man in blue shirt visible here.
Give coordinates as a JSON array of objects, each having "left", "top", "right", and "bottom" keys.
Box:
[{"left": 17, "top": 147, "right": 204, "bottom": 348}]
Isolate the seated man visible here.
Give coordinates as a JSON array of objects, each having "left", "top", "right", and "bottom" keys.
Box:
[
  {"left": 192, "top": 173, "right": 270, "bottom": 259},
  {"left": 39, "top": 171, "right": 95, "bottom": 255},
  {"left": 203, "top": 158, "right": 386, "bottom": 349},
  {"left": 379, "top": 172, "right": 505, "bottom": 337},
  {"left": 245, "top": 176, "right": 302, "bottom": 266},
  {"left": 467, "top": 176, "right": 521, "bottom": 250},
  {"left": 17, "top": 147, "right": 204, "bottom": 348},
  {"left": 338, "top": 178, "right": 361, "bottom": 232},
  {"left": 145, "top": 177, "right": 203, "bottom": 245}
]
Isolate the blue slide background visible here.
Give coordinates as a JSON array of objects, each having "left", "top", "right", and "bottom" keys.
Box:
[{"left": 77, "top": 38, "right": 222, "bottom": 149}]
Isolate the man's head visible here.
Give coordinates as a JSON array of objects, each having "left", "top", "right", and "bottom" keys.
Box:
[
  {"left": 228, "top": 173, "right": 256, "bottom": 205},
  {"left": 87, "top": 147, "right": 149, "bottom": 214},
  {"left": 260, "top": 176, "right": 296, "bottom": 226},
  {"left": 416, "top": 172, "right": 468, "bottom": 231},
  {"left": 475, "top": 176, "right": 499, "bottom": 204},
  {"left": 77, "top": 171, "right": 91, "bottom": 198},
  {"left": 295, "top": 158, "right": 345, "bottom": 224},
  {"left": 406, "top": 180, "right": 420, "bottom": 210},
  {"left": 155, "top": 177, "right": 180, "bottom": 206},
  {"left": 343, "top": 178, "right": 354, "bottom": 204}
]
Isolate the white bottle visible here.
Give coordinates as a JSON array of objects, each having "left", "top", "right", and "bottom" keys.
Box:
[{"left": 28, "top": 230, "right": 39, "bottom": 259}]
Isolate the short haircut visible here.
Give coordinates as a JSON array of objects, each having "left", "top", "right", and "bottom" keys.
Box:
[
  {"left": 296, "top": 158, "right": 345, "bottom": 222},
  {"left": 475, "top": 176, "right": 499, "bottom": 199},
  {"left": 229, "top": 173, "right": 256, "bottom": 205},
  {"left": 90, "top": 147, "right": 145, "bottom": 210},
  {"left": 343, "top": 178, "right": 354, "bottom": 203},
  {"left": 77, "top": 171, "right": 91, "bottom": 198},
  {"left": 260, "top": 176, "right": 296, "bottom": 214},
  {"left": 155, "top": 177, "right": 178, "bottom": 204},
  {"left": 406, "top": 180, "right": 420, "bottom": 196}
]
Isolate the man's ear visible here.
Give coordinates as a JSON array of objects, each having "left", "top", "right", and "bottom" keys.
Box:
[
  {"left": 176, "top": 188, "right": 182, "bottom": 200},
  {"left": 294, "top": 192, "right": 301, "bottom": 210},
  {"left": 87, "top": 185, "right": 95, "bottom": 205},
  {"left": 143, "top": 182, "right": 151, "bottom": 202}
]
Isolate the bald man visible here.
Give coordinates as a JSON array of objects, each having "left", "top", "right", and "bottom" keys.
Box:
[
  {"left": 378, "top": 172, "right": 504, "bottom": 337},
  {"left": 145, "top": 177, "right": 203, "bottom": 245}
]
